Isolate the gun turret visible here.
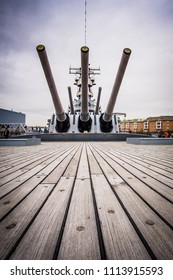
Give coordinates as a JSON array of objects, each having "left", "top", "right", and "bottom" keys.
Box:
[
  {"left": 36, "top": 44, "right": 132, "bottom": 135},
  {"left": 100, "top": 48, "right": 131, "bottom": 132},
  {"left": 36, "top": 44, "right": 70, "bottom": 132},
  {"left": 78, "top": 46, "right": 92, "bottom": 132}
]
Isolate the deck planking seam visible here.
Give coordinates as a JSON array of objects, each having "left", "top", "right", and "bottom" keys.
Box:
[
  {"left": 57, "top": 143, "right": 101, "bottom": 260},
  {"left": 93, "top": 144, "right": 173, "bottom": 201},
  {"left": 106, "top": 148, "right": 173, "bottom": 176},
  {"left": 5, "top": 184, "right": 56, "bottom": 260},
  {"left": 0, "top": 142, "right": 172, "bottom": 260},
  {"left": 4, "top": 143, "right": 82, "bottom": 259},
  {"left": 88, "top": 143, "right": 173, "bottom": 259},
  {"left": 105, "top": 143, "right": 173, "bottom": 165},
  {"left": 86, "top": 146, "right": 151, "bottom": 259},
  {"left": 104, "top": 149, "right": 173, "bottom": 188},
  {"left": 0, "top": 144, "right": 81, "bottom": 222},
  {"left": 88, "top": 144, "right": 156, "bottom": 259},
  {"left": 86, "top": 145, "right": 107, "bottom": 259},
  {"left": 0, "top": 184, "right": 55, "bottom": 259},
  {"left": 0, "top": 146, "right": 54, "bottom": 165},
  {"left": 110, "top": 149, "right": 173, "bottom": 180},
  {"left": 53, "top": 144, "right": 84, "bottom": 259},
  {"left": 98, "top": 143, "right": 173, "bottom": 179},
  {"left": 0, "top": 145, "right": 78, "bottom": 196},
  {"left": 0, "top": 143, "right": 77, "bottom": 180},
  {"left": 89, "top": 143, "right": 173, "bottom": 229}
]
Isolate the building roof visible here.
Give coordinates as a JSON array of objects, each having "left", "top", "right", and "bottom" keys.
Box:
[
  {"left": 121, "top": 116, "right": 173, "bottom": 123},
  {"left": 0, "top": 108, "right": 25, "bottom": 124},
  {"left": 146, "top": 116, "right": 173, "bottom": 121}
]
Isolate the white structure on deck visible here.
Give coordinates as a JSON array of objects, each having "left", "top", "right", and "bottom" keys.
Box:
[{"left": 0, "top": 108, "right": 26, "bottom": 136}]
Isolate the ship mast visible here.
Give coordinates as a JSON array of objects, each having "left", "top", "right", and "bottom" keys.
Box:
[{"left": 68, "top": 0, "right": 101, "bottom": 116}]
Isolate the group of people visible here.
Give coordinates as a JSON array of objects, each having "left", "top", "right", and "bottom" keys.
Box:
[
  {"left": 158, "top": 131, "right": 172, "bottom": 138},
  {"left": 31, "top": 126, "right": 48, "bottom": 133}
]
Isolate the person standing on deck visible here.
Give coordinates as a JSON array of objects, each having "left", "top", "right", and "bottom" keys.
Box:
[
  {"left": 164, "top": 131, "right": 169, "bottom": 138},
  {"left": 4, "top": 127, "right": 10, "bottom": 138}
]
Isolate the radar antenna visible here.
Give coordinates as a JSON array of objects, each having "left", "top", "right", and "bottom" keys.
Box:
[{"left": 84, "top": 0, "right": 87, "bottom": 45}]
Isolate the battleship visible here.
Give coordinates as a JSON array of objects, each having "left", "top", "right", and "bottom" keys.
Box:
[
  {"left": 36, "top": 44, "right": 133, "bottom": 140},
  {"left": 1, "top": 2, "right": 173, "bottom": 262}
]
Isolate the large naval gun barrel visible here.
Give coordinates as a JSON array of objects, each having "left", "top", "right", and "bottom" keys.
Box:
[
  {"left": 100, "top": 48, "right": 131, "bottom": 132},
  {"left": 68, "top": 86, "right": 75, "bottom": 115},
  {"left": 95, "top": 87, "right": 102, "bottom": 114},
  {"left": 78, "top": 46, "right": 92, "bottom": 132},
  {"left": 36, "top": 45, "right": 70, "bottom": 132}
]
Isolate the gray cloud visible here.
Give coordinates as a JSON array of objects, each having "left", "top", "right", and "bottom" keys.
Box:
[{"left": 0, "top": 0, "right": 173, "bottom": 125}]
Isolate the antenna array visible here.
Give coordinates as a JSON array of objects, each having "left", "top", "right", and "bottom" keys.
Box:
[{"left": 84, "top": 0, "right": 87, "bottom": 45}]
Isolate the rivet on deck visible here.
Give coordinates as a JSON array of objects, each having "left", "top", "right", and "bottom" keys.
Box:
[
  {"left": 108, "top": 210, "right": 115, "bottom": 214},
  {"left": 3, "top": 201, "right": 11, "bottom": 205},
  {"left": 120, "top": 182, "right": 126, "bottom": 186},
  {"left": 146, "top": 219, "right": 154, "bottom": 225},
  {"left": 6, "top": 223, "right": 17, "bottom": 229},
  {"left": 76, "top": 226, "right": 85, "bottom": 231}
]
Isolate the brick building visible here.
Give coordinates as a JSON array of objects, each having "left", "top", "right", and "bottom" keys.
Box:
[{"left": 120, "top": 116, "right": 173, "bottom": 135}]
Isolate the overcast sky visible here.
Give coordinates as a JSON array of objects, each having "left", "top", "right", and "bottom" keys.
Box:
[{"left": 0, "top": 0, "right": 173, "bottom": 125}]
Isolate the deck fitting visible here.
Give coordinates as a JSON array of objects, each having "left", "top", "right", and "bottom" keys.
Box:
[
  {"left": 108, "top": 210, "right": 115, "bottom": 214},
  {"left": 6, "top": 223, "right": 17, "bottom": 229},
  {"left": 76, "top": 226, "right": 85, "bottom": 231},
  {"left": 146, "top": 219, "right": 154, "bottom": 225},
  {"left": 3, "top": 201, "right": 11, "bottom": 205}
]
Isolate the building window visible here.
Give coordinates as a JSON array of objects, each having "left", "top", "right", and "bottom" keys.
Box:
[
  {"left": 126, "top": 122, "right": 130, "bottom": 129},
  {"left": 156, "top": 121, "right": 162, "bottom": 130},
  {"left": 134, "top": 122, "right": 138, "bottom": 129},
  {"left": 144, "top": 122, "right": 149, "bottom": 130},
  {"left": 166, "top": 121, "right": 169, "bottom": 130}
]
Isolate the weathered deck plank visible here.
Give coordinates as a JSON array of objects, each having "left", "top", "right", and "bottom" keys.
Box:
[
  {"left": 9, "top": 144, "right": 82, "bottom": 260},
  {"left": 9, "top": 177, "right": 75, "bottom": 260},
  {"left": 0, "top": 141, "right": 172, "bottom": 260},
  {"left": 90, "top": 143, "right": 173, "bottom": 224},
  {"left": 0, "top": 145, "right": 80, "bottom": 220},
  {"left": 86, "top": 145, "right": 150, "bottom": 259},
  {"left": 58, "top": 144, "right": 100, "bottom": 260},
  {"left": 0, "top": 183, "right": 54, "bottom": 259},
  {"left": 0, "top": 144, "right": 77, "bottom": 197}
]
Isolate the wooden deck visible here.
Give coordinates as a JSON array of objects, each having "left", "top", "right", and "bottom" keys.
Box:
[{"left": 0, "top": 141, "right": 173, "bottom": 260}]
